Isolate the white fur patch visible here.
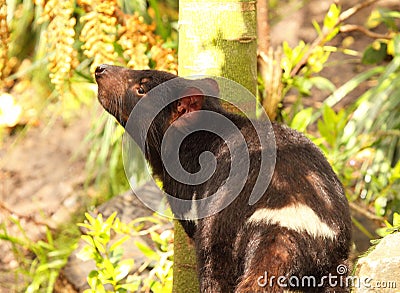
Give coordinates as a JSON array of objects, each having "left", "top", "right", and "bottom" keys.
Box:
[{"left": 247, "top": 204, "right": 337, "bottom": 239}]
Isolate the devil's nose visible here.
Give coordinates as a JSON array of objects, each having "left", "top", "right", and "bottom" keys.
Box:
[{"left": 95, "top": 64, "right": 109, "bottom": 78}]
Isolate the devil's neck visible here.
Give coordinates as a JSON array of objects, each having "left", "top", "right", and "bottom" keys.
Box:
[{"left": 142, "top": 109, "right": 249, "bottom": 184}]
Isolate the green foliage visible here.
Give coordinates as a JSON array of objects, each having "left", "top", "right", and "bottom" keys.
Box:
[
  {"left": 316, "top": 105, "right": 347, "bottom": 151},
  {"left": 365, "top": 7, "right": 400, "bottom": 60},
  {"left": 281, "top": 4, "right": 400, "bottom": 226},
  {"left": 0, "top": 217, "right": 78, "bottom": 292},
  {"left": 281, "top": 4, "right": 340, "bottom": 97},
  {"left": 75, "top": 0, "right": 177, "bottom": 197},
  {"left": 288, "top": 35, "right": 400, "bottom": 221},
  {"left": 1, "top": 2, "right": 400, "bottom": 291},
  {"left": 84, "top": 113, "right": 130, "bottom": 197},
  {"left": 77, "top": 212, "right": 173, "bottom": 293},
  {"left": 376, "top": 212, "right": 400, "bottom": 237},
  {"left": 78, "top": 212, "right": 141, "bottom": 293},
  {"left": 1, "top": 1, "right": 178, "bottom": 289},
  {"left": 289, "top": 107, "right": 313, "bottom": 133},
  {"left": 0, "top": 0, "right": 178, "bottom": 136},
  {"left": 321, "top": 4, "right": 340, "bottom": 42},
  {"left": 362, "top": 41, "right": 388, "bottom": 65}
]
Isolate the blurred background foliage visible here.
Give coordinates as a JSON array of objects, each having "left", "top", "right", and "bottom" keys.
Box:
[
  {"left": 0, "top": 0, "right": 178, "bottom": 195},
  {"left": 0, "top": 0, "right": 177, "bottom": 124},
  {"left": 0, "top": 0, "right": 399, "bottom": 291},
  {"left": 0, "top": 0, "right": 179, "bottom": 291},
  {"left": 278, "top": 4, "right": 400, "bottom": 224}
]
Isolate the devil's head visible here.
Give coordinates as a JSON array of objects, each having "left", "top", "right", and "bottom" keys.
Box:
[{"left": 95, "top": 64, "right": 221, "bottom": 129}]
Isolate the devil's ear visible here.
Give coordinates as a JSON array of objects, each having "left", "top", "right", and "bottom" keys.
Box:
[
  {"left": 170, "top": 78, "right": 220, "bottom": 125},
  {"left": 195, "top": 78, "right": 219, "bottom": 98},
  {"left": 176, "top": 87, "right": 204, "bottom": 115},
  {"left": 177, "top": 78, "right": 218, "bottom": 112}
]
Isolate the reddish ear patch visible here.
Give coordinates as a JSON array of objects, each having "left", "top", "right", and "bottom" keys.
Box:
[
  {"left": 177, "top": 95, "right": 203, "bottom": 115},
  {"left": 170, "top": 87, "right": 204, "bottom": 126}
]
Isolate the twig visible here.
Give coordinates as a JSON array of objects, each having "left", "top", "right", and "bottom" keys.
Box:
[
  {"left": 338, "top": 0, "right": 381, "bottom": 23},
  {"left": 290, "top": 0, "right": 383, "bottom": 77},
  {"left": 349, "top": 201, "right": 382, "bottom": 222},
  {"left": 257, "top": 0, "right": 270, "bottom": 54},
  {"left": 340, "top": 24, "right": 392, "bottom": 40},
  {"left": 259, "top": 47, "right": 283, "bottom": 121},
  {"left": 0, "top": 201, "right": 56, "bottom": 231}
]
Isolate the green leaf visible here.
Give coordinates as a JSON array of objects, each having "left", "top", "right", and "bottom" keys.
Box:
[
  {"left": 93, "top": 237, "right": 106, "bottom": 254},
  {"left": 394, "top": 34, "right": 400, "bottom": 57},
  {"left": 323, "top": 4, "right": 340, "bottom": 29},
  {"left": 109, "top": 235, "right": 130, "bottom": 253},
  {"left": 366, "top": 9, "right": 382, "bottom": 29},
  {"left": 36, "top": 259, "right": 67, "bottom": 272},
  {"left": 77, "top": 222, "right": 93, "bottom": 231},
  {"left": 317, "top": 105, "right": 338, "bottom": 147},
  {"left": 312, "top": 20, "right": 322, "bottom": 35},
  {"left": 385, "top": 11, "right": 400, "bottom": 18},
  {"left": 110, "top": 246, "right": 124, "bottom": 265},
  {"left": 362, "top": 42, "right": 388, "bottom": 64},
  {"left": 317, "top": 120, "right": 330, "bottom": 144},
  {"left": 292, "top": 41, "right": 308, "bottom": 65},
  {"left": 290, "top": 108, "right": 313, "bottom": 132},
  {"left": 310, "top": 66, "right": 385, "bottom": 124},
  {"left": 309, "top": 76, "right": 336, "bottom": 92},
  {"left": 150, "top": 280, "right": 163, "bottom": 292},
  {"left": 392, "top": 213, "right": 400, "bottom": 227},
  {"left": 77, "top": 245, "right": 96, "bottom": 262},
  {"left": 116, "top": 280, "right": 141, "bottom": 292},
  {"left": 150, "top": 231, "right": 164, "bottom": 246},
  {"left": 281, "top": 41, "right": 293, "bottom": 74},
  {"left": 115, "top": 259, "right": 134, "bottom": 282},
  {"left": 36, "top": 240, "right": 54, "bottom": 250},
  {"left": 47, "top": 248, "right": 75, "bottom": 258},
  {"left": 378, "top": 8, "right": 399, "bottom": 30},
  {"left": 324, "top": 27, "right": 340, "bottom": 42},
  {"left": 294, "top": 76, "right": 312, "bottom": 95},
  {"left": 322, "top": 105, "right": 336, "bottom": 127},
  {"left": 85, "top": 212, "right": 98, "bottom": 227},
  {"left": 135, "top": 241, "right": 159, "bottom": 261},
  {"left": 104, "top": 212, "right": 118, "bottom": 229},
  {"left": 390, "top": 160, "right": 400, "bottom": 181},
  {"left": 282, "top": 41, "right": 292, "bottom": 59},
  {"left": 87, "top": 270, "right": 100, "bottom": 288},
  {"left": 101, "top": 258, "right": 116, "bottom": 277},
  {"left": 81, "top": 235, "right": 95, "bottom": 248}
]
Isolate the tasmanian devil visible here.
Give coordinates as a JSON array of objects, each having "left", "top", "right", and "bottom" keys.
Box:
[{"left": 95, "top": 64, "right": 352, "bottom": 293}]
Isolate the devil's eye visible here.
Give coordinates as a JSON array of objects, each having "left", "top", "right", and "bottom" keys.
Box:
[{"left": 137, "top": 87, "right": 145, "bottom": 95}]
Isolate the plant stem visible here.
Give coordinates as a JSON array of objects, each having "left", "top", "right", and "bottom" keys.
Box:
[{"left": 290, "top": 0, "right": 383, "bottom": 77}]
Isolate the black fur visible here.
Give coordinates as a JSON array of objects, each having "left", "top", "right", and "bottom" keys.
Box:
[{"left": 95, "top": 64, "right": 352, "bottom": 292}]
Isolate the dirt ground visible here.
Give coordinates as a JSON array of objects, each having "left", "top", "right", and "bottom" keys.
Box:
[
  {"left": 0, "top": 107, "right": 94, "bottom": 291},
  {"left": 0, "top": 0, "right": 398, "bottom": 291}
]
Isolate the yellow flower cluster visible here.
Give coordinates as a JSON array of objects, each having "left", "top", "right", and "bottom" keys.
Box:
[
  {"left": 118, "top": 14, "right": 153, "bottom": 70},
  {"left": 80, "top": 0, "right": 118, "bottom": 73},
  {"left": 39, "top": 0, "right": 77, "bottom": 93},
  {"left": 118, "top": 13, "right": 177, "bottom": 73},
  {"left": 36, "top": 0, "right": 177, "bottom": 92},
  {"left": 149, "top": 44, "right": 177, "bottom": 74}
]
